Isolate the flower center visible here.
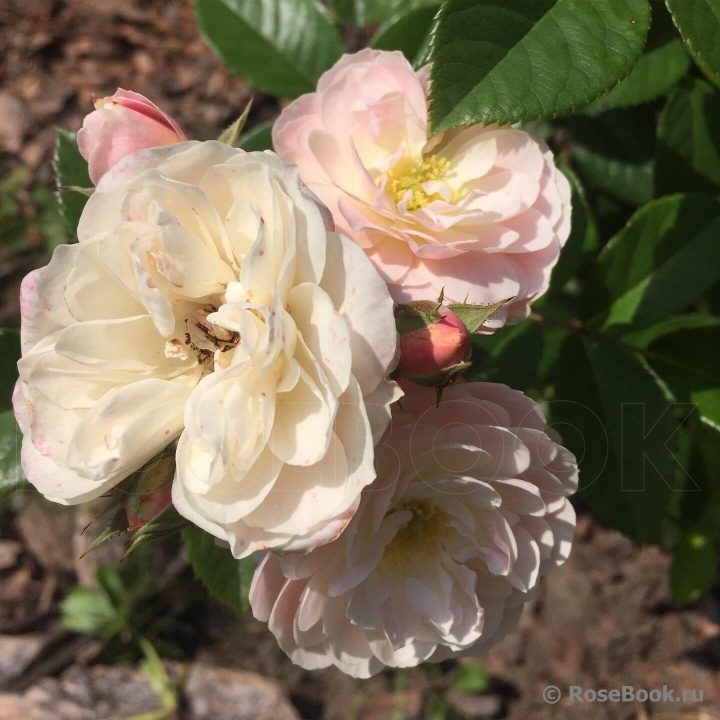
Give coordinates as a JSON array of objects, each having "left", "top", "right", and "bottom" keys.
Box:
[
  {"left": 383, "top": 155, "right": 467, "bottom": 211},
  {"left": 379, "top": 500, "right": 451, "bottom": 572},
  {"left": 164, "top": 306, "right": 239, "bottom": 371}
]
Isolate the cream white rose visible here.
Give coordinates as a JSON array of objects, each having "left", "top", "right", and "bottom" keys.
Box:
[{"left": 14, "top": 141, "right": 399, "bottom": 556}]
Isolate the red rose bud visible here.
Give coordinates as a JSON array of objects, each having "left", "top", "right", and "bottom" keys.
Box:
[
  {"left": 396, "top": 304, "right": 472, "bottom": 387},
  {"left": 123, "top": 455, "right": 175, "bottom": 531}
]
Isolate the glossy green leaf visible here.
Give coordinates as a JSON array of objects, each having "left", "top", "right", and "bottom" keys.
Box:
[
  {"left": 329, "top": 0, "right": 422, "bottom": 26},
  {"left": 0, "top": 409, "right": 27, "bottom": 497},
  {"left": 666, "top": 0, "right": 720, "bottom": 89},
  {"left": 428, "top": 0, "right": 651, "bottom": 133},
  {"left": 627, "top": 317, "right": 720, "bottom": 430},
  {"left": 549, "top": 166, "right": 599, "bottom": 294},
  {"left": 589, "top": 4, "right": 690, "bottom": 112},
  {"left": 239, "top": 121, "right": 274, "bottom": 151},
  {"left": 54, "top": 129, "right": 92, "bottom": 239},
  {"left": 581, "top": 194, "right": 720, "bottom": 330},
  {"left": 671, "top": 532, "right": 717, "bottom": 604},
  {"left": 0, "top": 328, "right": 20, "bottom": 411},
  {"left": 370, "top": 4, "right": 440, "bottom": 65},
  {"left": 183, "top": 526, "right": 255, "bottom": 614},
  {"left": 572, "top": 146, "right": 653, "bottom": 207},
  {"left": 551, "top": 335, "right": 679, "bottom": 544},
  {"left": 196, "top": 0, "right": 345, "bottom": 98},
  {"left": 589, "top": 41, "right": 689, "bottom": 112},
  {"left": 655, "top": 79, "right": 720, "bottom": 196}
]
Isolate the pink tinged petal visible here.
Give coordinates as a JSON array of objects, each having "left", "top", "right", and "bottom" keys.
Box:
[
  {"left": 493, "top": 479, "right": 547, "bottom": 517},
  {"left": 66, "top": 378, "right": 189, "bottom": 482},
  {"left": 367, "top": 625, "right": 437, "bottom": 668},
  {"left": 442, "top": 130, "right": 498, "bottom": 186},
  {"left": 268, "top": 578, "right": 308, "bottom": 656},
  {"left": 542, "top": 499, "right": 576, "bottom": 572},
  {"left": 520, "top": 516, "right": 555, "bottom": 561},
  {"left": 287, "top": 283, "right": 352, "bottom": 397},
  {"left": 402, "top": 252, "right": 521, "bottom": 306},
  {"left": 320, "top": 233, "right": 397, "bottom": 396},
  {"left": 20, "top": 436, "right": 119, "bottom": 505},
  {"left": 506, "top": 526, "right": 541, "bottom": 593},
  {"left": 363, "top": 235, "right": 415, "bottom": 284},
  {"left": 307, "top": 129, "right": 379, "bottom": 202},
  {"left": 346, "top": 573, "right": 387, "bottom": 629},
  {"left": 20, "top": 245, "right": 77, "bottom": 353},
  {"left": 65, "top": 240, "right": 145, "bottom": 322},
  {"left": 501, "top": 208, "right": 557, "bottom": 254},
  {"left": 268, "top": 350, "right": 335, "bottom": 467},
  {"left": 244, "top": 433, "right": 349, "bottom": 536},
  {"left": 249, "top": 552, "right": 286, "bottom": 622}
]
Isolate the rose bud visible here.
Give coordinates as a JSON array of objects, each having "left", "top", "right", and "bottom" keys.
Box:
[
  {"left": 395, "top": 301, "right": 472, "bottom": 387},
  {"left": 78, "top": 89, "right": 187, "bottom": 184},
  {"left": 122, "top": 455, "right": 175, "bottom": 531}
]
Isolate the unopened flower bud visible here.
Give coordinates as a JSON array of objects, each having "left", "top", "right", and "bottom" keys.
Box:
[
  {"left": 78, "top": 89, "right": 187, "bottom": 184},
  {"left": 123, "top": 455, "right": 175, "bottom": 531},
  {"left": 396, "top": 302, "right": 472, "bottom": 387}
]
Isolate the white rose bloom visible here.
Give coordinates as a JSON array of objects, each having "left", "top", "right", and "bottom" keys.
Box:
[
  {"left": 14, "top": 141, "right": 399, "bottom": 556},
  {"left": 250, "top": 383, "right": 578, "bottom": 677}
]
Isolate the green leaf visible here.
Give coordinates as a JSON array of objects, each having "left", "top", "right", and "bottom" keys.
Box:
[
  {"left": 581, "top": 194, "right": 720, "bottom": 330},
  {"left": 182, "top": 526, "right": 255, "bottom": 614},
  {"left": 626, "top": 317, "right": 720, "bottom": 429},
  {"left": 370, "top": 4, "right": 440, "bottom": 65},
  {"left": 548, "top": 165, "right": 599, "bottom": 293},
  {"left": 329, "top": 0, "right": 429, "bottom": 26},
  {"left": 665, "top": 0, "right": 720, "bottom": 89},
  {"left": 218, "top": 98, "right": 254, "bottom": 147},
  {"left": 589, "top": 40, "right": 689, "bottom": 112},
  {"left": 196, "top": 0, "right": 345, "bottom": 98},
  {"left": 671, "top": 532, "right": 717, "bottom": 604},
  {"left": 0, "top": 328, "right": 20, "bottom": 411},
  {"left": 61, "top": 566, "right": 130, "bottom": 638},
  {"left": 551, "top": 335, "right": 679, "bottom": 544},
  {"left": 427, "top": 0, "right": 651, "bottom": 133},
  {"left": 239, "top": 121, "right": 274, "bottom": 151},
  {"left": 54, "top": 129, "right": 92, "bottom": 239},
  {"left": 0, "top": 409, "right": 27, "bottom": 497},
  {"left": 655, "top": 79, "right": 720, "bottom": 197},
  {"left": 571, "top": 146, "right": 653, "bottom": 207},
  {"left": 452, "top": 661, "right": 489, "bottom": 693},
  {"left": 588, "top": 4, "right": 690, "bottom": 112}
]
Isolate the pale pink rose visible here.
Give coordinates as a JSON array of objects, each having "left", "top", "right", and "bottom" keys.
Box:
[
  {"left": 273, "top": 50, "right": 572, "bottom": 327},
  {"left": 250, "top": 382, "right": 578, "bottom": 678},
  {"left": 78, "top": 89, "right": 187, "bottom": 184}
]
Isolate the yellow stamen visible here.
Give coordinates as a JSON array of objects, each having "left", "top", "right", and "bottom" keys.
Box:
[{"left": 383, "top": 155, "right": 468, "bottom": 211}]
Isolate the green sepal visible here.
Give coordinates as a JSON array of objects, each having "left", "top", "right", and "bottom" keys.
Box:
[
  {"left": 218, "top": 97, "right": 254, "bottom": 148},
  {"left": 394, "top": 299, "right": 443, "bottom": 335},
  {"left": 447, "top": 299, "right": 508, "bottom": 334},
  {"left": 81, "top": 508, "right": 128, "bottom": 558}
]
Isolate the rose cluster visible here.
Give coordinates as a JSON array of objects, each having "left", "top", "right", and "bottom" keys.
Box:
[{"left": 15, "top": 51, "right": 576, "bottom": 676}]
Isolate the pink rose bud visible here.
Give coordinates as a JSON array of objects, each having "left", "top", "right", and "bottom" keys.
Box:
[
  {"left": 78, "top": 89, "right": 187, "bottom": 184},
  {"left": 396, "top": 302, "right": 472, "bottom": 387},
  {"left": 122, "top": 455, "right": 175, "bottom": 531}
]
